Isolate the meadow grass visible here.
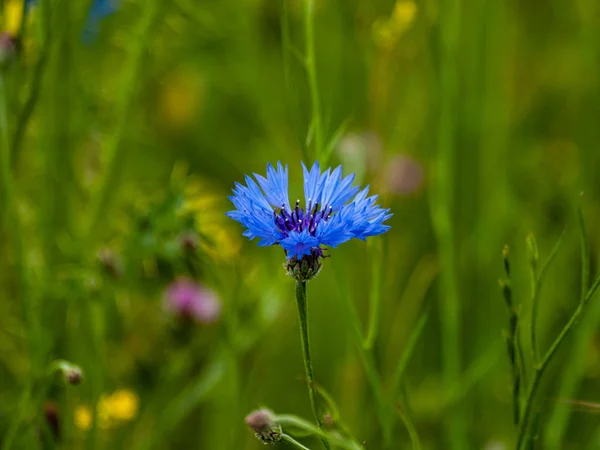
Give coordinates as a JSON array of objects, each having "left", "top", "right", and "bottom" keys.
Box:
[{"left": 2, "top": 1, "right": 600, "bottom": 449}]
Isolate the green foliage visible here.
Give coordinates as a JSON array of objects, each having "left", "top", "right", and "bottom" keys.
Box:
[{"left": 2, "top": 0, "right": 600, "bottom": 449}]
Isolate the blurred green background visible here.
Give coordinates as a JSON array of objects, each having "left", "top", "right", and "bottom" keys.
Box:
[{"left": 2, "top": 0, "right": 600, "bottom": 449}]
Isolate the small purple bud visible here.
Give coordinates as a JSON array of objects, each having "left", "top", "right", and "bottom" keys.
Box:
[
  {"left": 65, "top": 367, "right": 83, "bottom": 385},
  {"left": 164, "top": 278, "right": 221, "bottom": 324},
  {"left": 43, "top": 401, "right": 61, "bottom": 440},
  {"left": 384, "top": 155, "right": 424, "bottom": 195},
  {"left": 0, "top": 33, "right": 17, "bottom": 69},
  {"left": 244, "top": 409, "right": 282, "bottom": 444},
  {"left": 54, "top": 361, "right": 83, "bottom": 385}
]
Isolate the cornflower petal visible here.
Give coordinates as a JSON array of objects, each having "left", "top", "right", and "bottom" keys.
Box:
[
  {"left": 227, "top": 161, "right": 391, "bottom": 263},
  {"left": 254, "top": 162, "right": 290, "bottom": 210},
  {"left": 280, "top": 229, "right": 320, "bottom": 259}
]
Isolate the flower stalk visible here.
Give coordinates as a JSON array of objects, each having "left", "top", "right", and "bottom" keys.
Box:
[
  {"left": 516, "top": 272, "right": 600, "bottom": 449},
  {"left": 282, "top": 434, "right": 311, "bottom": 450},
  {"left": 499, "top": 245, "right": 521, "bottom": 426},
  {"left": 295, "top": 280, "right": 330, "bottom": 450},
  {"left": 304, "top": 0, "right": 323, "bottom": 159},
  {"left": 515, "top": 219, "right": 597, "bottom": 449}
]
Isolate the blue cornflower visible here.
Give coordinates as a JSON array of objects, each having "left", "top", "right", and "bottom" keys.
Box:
[
  {"left": 82, "top": 0, "right": 120, "bottom": 43},
  {"left": 24, "top": 0, "right": 118, "bottom": 43},
  {"left": 227, "top": 161, "right": 391, "bottom": 278}
]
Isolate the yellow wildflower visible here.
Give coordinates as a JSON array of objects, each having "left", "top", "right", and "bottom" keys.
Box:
[
  {"left": 74, "top": 406, "right": 92, "bottom": 431},
  {"left": 373, "top": 0, "right": 417, "bottom": 49},
  {"left": 102, "top": 389, "right": 139, "bottom": 421},
  {"left": 74, "top": 389, "right": 139, "bottom": 431},
  {"left": 4, "top": 0, "right": 24, "bottom": 35},
  {"left": 182, "top": 179, "right": 241, "bottom": 262},
  {"left": 159, "top": 67, "right": 206, "bottom": 132},
  {"left": 392, "top": 0, "right": 417, "bottom": 31}
]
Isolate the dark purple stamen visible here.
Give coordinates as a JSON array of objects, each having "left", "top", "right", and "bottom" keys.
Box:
[{"left": 273, "top": 201, "right": 334, "bottom": 240}]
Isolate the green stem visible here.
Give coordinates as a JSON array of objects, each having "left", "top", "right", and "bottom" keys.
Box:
[
  {"left": 431, "top": 0, "right": 466, "bottom": 446},
  {"left": 364, "top": 239, "right": 383, "bottom": 349},
  {"left": 11, "top": 0, "right": 51, "bottom": 169},
  {"left": 282, "top": 434, "right": 311, "bottom": 450},
  {"left": 0, "top": 385, "right": 32, "bottom": 450},
  {"left": 304, "top": 0, "right": 323, "bottom": 159},
  {"left": 0, "top": 75, "right": 12, "bottom": 217},
  {"left": 357, "top": 347, "right": 392, "bottom": 445},
  {"left": 281, "top": 0, "right": 309, "bottom": 162},
  {"left": 276, "top": 415, "right": 362, "bottom": 450},
  {"left": 577, "top": 203, "right": 589, "bottom": 304},
  {"left": 516, "top": 273, "right": 600, "bottom": 449},
  {"left": 544, "top": 213, "right": 590, "bottom": 449},
  {"left": 85, "top": 0, "right": 164, "bottom": 237},
  {"left": 391, "top": 309, "right": 429, "bottom": 397},
  {"left": 529, "top": 265, "right": 539, "bottom": 363},
  {"left": 0, "top": 71, "right": 33, "bottom": 450},
  {"left": 332, "top": 260, "right": 392, "bottom": 444},
  {"left": 530, "top": 230, "right": 566, "bottom": 368},
  {"left": 395, "top": 405, "right": 422, "bottom": 450},
  {"left": 295, "top": 281, "right": 330, "bottom": 450}
]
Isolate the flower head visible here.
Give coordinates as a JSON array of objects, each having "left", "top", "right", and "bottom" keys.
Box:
[
  {"left": 74, "top": 389, "right": 139, "bottom": 431},
  {"left": 101, "top": 389, "right": 139, "bottom": 422},
  {"left": 82, "top": 0, "right": 120, "bottom": 43},
  {"left": 54, "top": 360, "right": 83, "bottom": 386},
  {"left": 227, "top": 162, "right": 391, "bottom": 279},
  {"left": 164, "top": 278, "right": 221, "bottom": 324}
]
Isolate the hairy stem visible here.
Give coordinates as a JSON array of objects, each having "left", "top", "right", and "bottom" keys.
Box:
[
  {"left": 295, "top": 281, "right": 330, "bottom": 450},
  {"left": 282, "top": 434, "right": 311, "bottom": 450}
]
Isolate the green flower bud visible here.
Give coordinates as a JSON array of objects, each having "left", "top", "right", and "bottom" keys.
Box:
[
  {"left": 285, "top": 253, "right": 323, "bottom": 282},
  {"left": 526, "top": 233, "right": 539, "bottom": 271}
]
